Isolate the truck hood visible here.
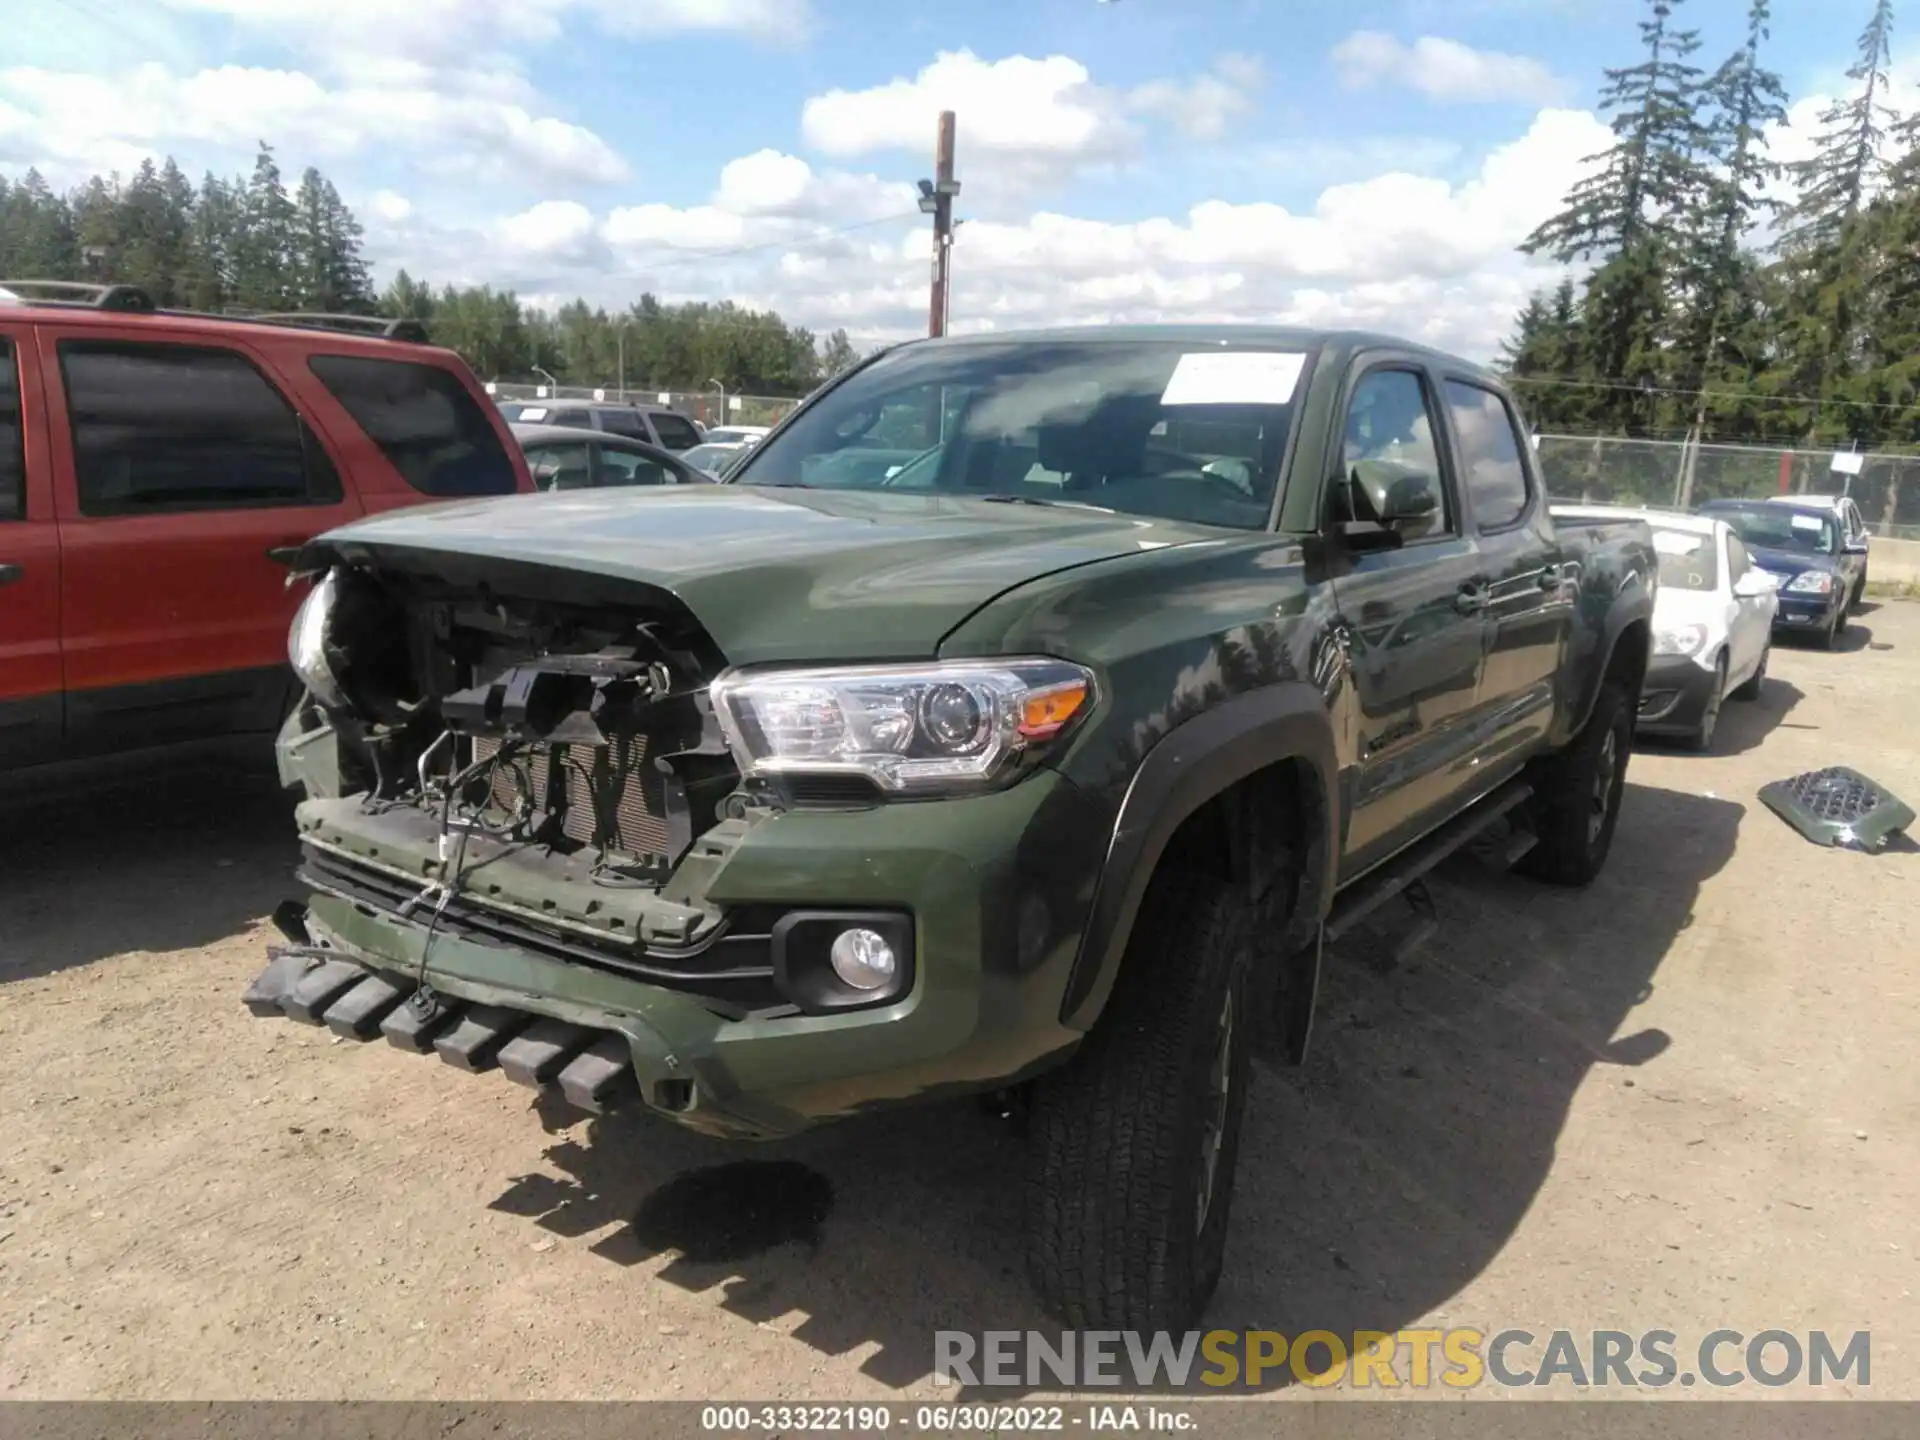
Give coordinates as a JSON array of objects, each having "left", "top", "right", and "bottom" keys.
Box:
[{"left": 305, "top": 484, "right": 1220, "bottom": 665}]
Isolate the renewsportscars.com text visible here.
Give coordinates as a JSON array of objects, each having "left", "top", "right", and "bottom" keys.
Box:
[{"left": 934, "top": 1328, "right": 1871, "bottom": 1390}]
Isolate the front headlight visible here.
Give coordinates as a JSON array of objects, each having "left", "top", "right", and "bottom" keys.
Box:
[
  {"left": 1652, "top": 624, "right": 1708, "bottom": 657},
  {"left": 287, "top": 569, "right": 348, "bottom": 709},
  {"left": 1785, "top": 571, "right": 1834, "bottom": 594},
  {"left": 710, "top": 658, "right": 1094, "bottom": 795}
]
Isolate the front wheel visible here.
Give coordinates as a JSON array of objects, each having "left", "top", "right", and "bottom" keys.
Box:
[
  {"left": 1730, "top": 643, "right": 1768, "bottom": 701},
  {"left": 1687, "top": 656, "right": 1727, "bottom": 753},
  {"left": 1515, "top": 680, "right": 1632, "bottom": 887},
  {"left": 1026, "top": 868, "right": 1259, "bottom": 1331}
]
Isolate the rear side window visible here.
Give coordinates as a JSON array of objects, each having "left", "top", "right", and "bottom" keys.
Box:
[
  {"left": 1, "top": 340, "right": 23, "bottom": 520},
  {"left": 597, "top": 409, "right": 650, "bottom": 440},
  {"left": 648, "top": 412, "right": 702, "bottom": 450},
  {"left": 309, "top": 354, "right": 518, "bottom": 497},
  {"left": 60, "top": 340, "right": 340, "bottom": 516},
  {"left": 1443, "top": 380, "right": 1532, "bottom": 531}
]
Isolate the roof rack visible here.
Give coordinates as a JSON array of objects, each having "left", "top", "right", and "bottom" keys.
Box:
[
  {"left": 0, "top": 279, "right": 157, "bottom": 312},
  {"left": 249, "top": 312, "right": 432, "bottom": 344},
  {"left": 0, "top": 283, "right": 432, "bottom": 344}
]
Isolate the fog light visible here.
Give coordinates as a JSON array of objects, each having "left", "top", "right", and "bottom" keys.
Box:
[{"left": 829, "top": 927, "right": 897, "bottom": 991}]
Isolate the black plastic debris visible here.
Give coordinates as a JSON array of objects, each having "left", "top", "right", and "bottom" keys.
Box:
[{"left": 1759, "top": 766, "right": 1916, "bottom": 853}]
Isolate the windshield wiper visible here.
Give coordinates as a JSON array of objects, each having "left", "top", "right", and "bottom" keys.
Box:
[{"left": 974, "top": 493, "right": 1113, "bottom": 512}]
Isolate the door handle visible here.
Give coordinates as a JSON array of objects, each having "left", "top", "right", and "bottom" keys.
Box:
[
  {"left": 266, "top": 544, "right": 303, "bottom": 566},
  {"left": 1454, "top": 583, "right": 1488, "bottom": 615},
  {"left": 0, "top": 562, "right": 21, "bottom": 588}
]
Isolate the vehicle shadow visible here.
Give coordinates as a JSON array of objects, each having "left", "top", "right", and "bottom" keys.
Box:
[
  {"left": 1776, "top": 620, "right": 1877, "bottom": 655},
  {"left": 1636, "top": 677, "right": 1803, "bottom": 759},
  {"left": 488, "top": 780, "right": 1745, "bottom": 1395},
  {"left": 0, "top": 741, "right": 297, "bottom": 984}
]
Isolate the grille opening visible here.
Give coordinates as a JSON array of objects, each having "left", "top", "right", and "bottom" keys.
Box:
[{"left": 470, "top": 735, "right": 671, "bottom": 859}]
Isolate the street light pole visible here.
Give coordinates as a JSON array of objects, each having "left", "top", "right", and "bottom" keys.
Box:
[{"left": 709, "top": 376, "right": 727, "bottom": 426}]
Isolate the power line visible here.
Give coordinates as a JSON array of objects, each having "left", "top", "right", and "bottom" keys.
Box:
[
  {"left": 633, "top": 210, "right": 921, "bottom": 272},
  {"left": 1510, "top": 371, "right": 1920, "bottom": 417}
]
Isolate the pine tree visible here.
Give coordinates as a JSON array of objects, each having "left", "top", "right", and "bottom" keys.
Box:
[
  {"left": 1781, "top": 0, "right": 1895, "bottom": 251},
  {"left": 291, "top": 167, "right": 372, "bottom": 312},
  {"left": 182, "top": 172, "right": 237, "bottom": 311},
  {"left": 0, "top": 170, "right": 80, "bottom": 278},
  {"left": 1523, "top": 0, "right": 1711, "bottom": 264},
  {"left": 233, "top": 142, "right": 298, "bottom": 310}
]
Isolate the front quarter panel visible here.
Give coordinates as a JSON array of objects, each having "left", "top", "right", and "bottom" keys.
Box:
[{"left": 941, "top": 535, "right": 1351, "bottom": 1030}]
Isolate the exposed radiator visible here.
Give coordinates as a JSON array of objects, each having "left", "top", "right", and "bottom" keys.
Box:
[{"left": 470, "top": 735, "right": 671, "bottom": 858}]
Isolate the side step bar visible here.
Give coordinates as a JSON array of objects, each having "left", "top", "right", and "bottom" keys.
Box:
[
  {"left": 240, "top": 942, "right": 638, "bottom": 1117},
  {"left": 1324, "top": 778, "right": 1534, "bottom": 944}
]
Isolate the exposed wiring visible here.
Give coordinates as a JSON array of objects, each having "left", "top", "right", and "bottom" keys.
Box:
[{"left": 404, "top": 739, "right": 518, "bottom": 1017}]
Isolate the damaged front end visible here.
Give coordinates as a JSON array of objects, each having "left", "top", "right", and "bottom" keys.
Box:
[{"left": 274, "top": 555, "right": 830, "bottom": 1020}]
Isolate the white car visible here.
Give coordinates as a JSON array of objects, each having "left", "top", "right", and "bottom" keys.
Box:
[
  {"left": 1555, "top": 506, "right": 1778, "bottom": 751},
  {"left": 703, "top": 425, "right": 769, "bottom": 446}
]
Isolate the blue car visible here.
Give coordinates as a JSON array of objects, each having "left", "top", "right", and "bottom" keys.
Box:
[{"left": 1697, "top": 498, "right": 1858, "bottom": 650}]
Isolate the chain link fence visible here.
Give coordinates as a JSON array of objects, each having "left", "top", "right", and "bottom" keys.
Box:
[
  {"left": 1536, "top": 433, "right": 1920, "bottom": 541},
  {"left": 484, "top": 381, "right": 803, "bottom": 429}
]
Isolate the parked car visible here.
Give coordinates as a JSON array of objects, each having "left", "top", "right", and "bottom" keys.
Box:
[
  {"left": 495, "top": 399, "right": 703, "bottom": 452},
  {"left": 259, "top": 324, "right": 1655, "bottom": 1330},
  {"left": 680, "top": 440, "right": 751, "bottom": 477},
  {"left": 702, "top": 424, "right": 770, "bottom": 446},
  {"left": 0, "top": 279, "right": 532, "bottom": 773},
  {"left": 1558, "top": 506, "right": 1776, "bottom": 749},
  {"left": 510, "top": 423, "right": 708, "bottom": 490},
  {"left": 1765, "top": 493, "right": 1872, "bottom": 609},
  {"left": 1698, "top": 497, "right": 1858, "bottom": 649}
]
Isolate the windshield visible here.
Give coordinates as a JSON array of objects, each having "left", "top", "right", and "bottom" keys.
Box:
[
  {"left": 725, "top": 339, "right": 1309, "bottom": 530},
  {"left": 1713, "top": 505, "right": 1837, "bottom": 556},
  {"left": 1651, "top": 527, "right": 1718, "bottom": 592},
  {"left": 684, "top": 443, "right": 741, "bottom": 474}
]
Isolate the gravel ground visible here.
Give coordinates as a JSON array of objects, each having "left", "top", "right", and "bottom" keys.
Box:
[{"left": 2, "top": 604, "right": 1916, "bottom": 1401}]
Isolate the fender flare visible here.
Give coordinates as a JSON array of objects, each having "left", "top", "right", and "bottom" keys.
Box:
[
  {"left": 1059, "top": 681, "right": 1341, "bottom": 1032},
  {"left": 1562, "top": 602, "right": 1654, "bottom": 744}
]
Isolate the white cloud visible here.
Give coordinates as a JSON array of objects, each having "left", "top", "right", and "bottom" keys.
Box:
[
  {"left": 368, "top": 189, "right": 413, "bottom": 222},
  {"left": 0, "top": 60, "right": 627, "bottom": 186},
  {"left": 1332, "top": 31, "right": 1571, "bottom": 105},
  {"left": 155, "top": 0, "right": 809, "bottom": 67},
  {"left": 798, "top": 48, "right": 1265, "bottom": 193},
  {"left": 367, "top": 107, "right": 1612, "bottom": 364},
  {"left": 496, "top": 199, "right": 601, "bottom": 260}
]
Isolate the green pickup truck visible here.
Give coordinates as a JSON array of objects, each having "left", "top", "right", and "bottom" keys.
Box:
[{"left": 252, "top": 326, "right": 1656, "bottom": 1329}]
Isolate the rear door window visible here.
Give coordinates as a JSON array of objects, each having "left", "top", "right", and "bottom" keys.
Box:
[
  {"left": 1, "top": 339, "right": 23, "bottom": 520},
  {"left": 596, "top": 409, "right": 651, "bottom": 441},
  {"left": 524, "top": 441, "right": 593, "bottom": 490},
  {"left": 1443, "top": 380, "right": 1532, "bottom": 531},
  {"left": 60, "top": 340, "right": 341, "bottom": 515},
  {"left": 596, "top": 444, "right": 672, "bottom": 486},
  {"left": 308, "top": 354, "right": 518, "bottom": 497},
  {"left": 647, "top": 412, "right": 702, "bottom": 450},
  {"left": 551, "top": 408, "right": 592, "bottom": 427}
]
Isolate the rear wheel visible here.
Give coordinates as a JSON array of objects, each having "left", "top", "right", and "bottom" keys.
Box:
[
  {"left": 1516, "top": 680, "right": 1632, "bottom": 887},
  {"left": 1026, "top": 868, "right": 1261, "bottom": 1330}
]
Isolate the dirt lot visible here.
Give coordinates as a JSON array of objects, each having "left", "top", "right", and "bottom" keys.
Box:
[{"left": 2, "top": 606, "right": 1917, "bottom": 1402}]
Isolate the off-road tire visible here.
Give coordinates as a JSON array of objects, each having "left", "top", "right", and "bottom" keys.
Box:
[
  {"left": 1730, "top": 643, "right": 1767, "bottom": 701},
  {"left": 1515, "top": 680, "right": 1632, "bottom": 888},
  {"left": 1688, "top": 656, "right": 1727, "bottom": 753},
  {"left": 1850, "top": 574, "right": 1867, "bottom": 613},
  {"left": 1026, "top": 868, "right": 1258, "bottom": 1331}
]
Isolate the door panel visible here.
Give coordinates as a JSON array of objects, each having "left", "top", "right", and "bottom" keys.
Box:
[
  {"left": 0, "top": 324, "right": 63, "bottom": 766},
  {"left": 1329, "top": 362, "right": 1489, "bottom": 878},
  {"left": 38, "top": 326, "right": 363, "bottom": 754},
  {"left": 1441, "top": 378, "right": 1564, "bottom": 769}
]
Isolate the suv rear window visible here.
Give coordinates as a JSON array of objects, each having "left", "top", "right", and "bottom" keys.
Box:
[
  {"left": 648, "top": 412, "right": 702, "bottom": 450},
  {"left": 61, "top": 340, "right": 342, "bottom": 515},
  {"left": 308, "top": 354, "right": 518, "bottom": 497}
]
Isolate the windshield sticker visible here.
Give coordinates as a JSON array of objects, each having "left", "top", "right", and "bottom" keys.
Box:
[
  {"left": 1652, "top": 530, "right": 1705, "bottom": 555},
  {"left": 1790, "top": 513, "right": 1824, "bottom": 531},
  {"left": 1161, "top": 351, "right": 1306, "bottom": 407},
  {"left": 518, "top": 406, "right": 549, "bottom": 422}
]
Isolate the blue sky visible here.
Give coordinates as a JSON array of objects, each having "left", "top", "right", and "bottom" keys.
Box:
[{"left": 1, "top": 0, "right": 1908, "bottom": 359}]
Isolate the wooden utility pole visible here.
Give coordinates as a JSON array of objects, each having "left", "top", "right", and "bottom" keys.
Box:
[{"left": 925, "top": 111, "right": 958, "bottom": 338}]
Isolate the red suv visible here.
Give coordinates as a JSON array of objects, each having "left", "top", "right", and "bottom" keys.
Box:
[{"left": 0, "top": 281, "right": 534, "bottom": 772}]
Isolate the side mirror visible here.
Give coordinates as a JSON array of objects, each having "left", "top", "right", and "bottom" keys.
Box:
[
  {"left": 1733, "top": 571, "right": 1776, "bottom": 598},
  {"left": 1353, "top": 459, "right": 1442, "bottom": 537},
  {"left": 1844, "top": 537, "right": 1870, "bottom": 554}
]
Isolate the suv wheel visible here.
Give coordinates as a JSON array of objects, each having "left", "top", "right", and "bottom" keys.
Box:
[
  {"left": 1026, "top": 867, "right": 1259, "bottom": 1330},
  {"left": 1515, "top": 680, "right": 1632, "bottom": 888}
]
